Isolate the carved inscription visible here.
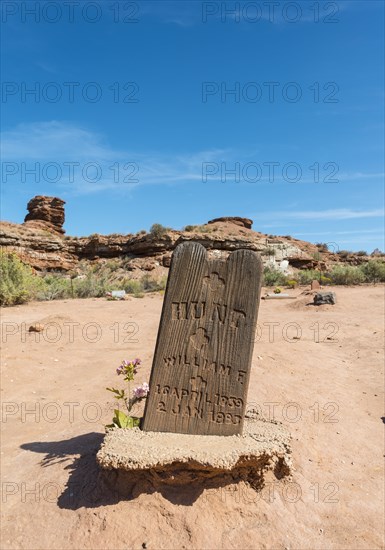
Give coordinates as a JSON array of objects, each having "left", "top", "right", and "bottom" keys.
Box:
[
  {"left": 142, "top": 242, "right": 263, "bottom": 435},
  {"left": 172, "top": 301, "right": 246, "bottom": 327}
]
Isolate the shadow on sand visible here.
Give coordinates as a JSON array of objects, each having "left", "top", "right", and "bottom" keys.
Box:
[{"left": 21, "top": 432, "right": 257, "bottom": 508}]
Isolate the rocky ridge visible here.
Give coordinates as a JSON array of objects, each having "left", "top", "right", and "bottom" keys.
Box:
[{"left": 0, "top": 196, "right": 381, "bottom": 275}]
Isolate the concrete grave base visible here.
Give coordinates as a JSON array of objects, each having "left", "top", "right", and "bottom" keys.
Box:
[
  {"left": 96, "top": 419, "right": 292, "bottom": 495},
  {"left": 263, "top": 293, "right": 297, "bottom": 300}
]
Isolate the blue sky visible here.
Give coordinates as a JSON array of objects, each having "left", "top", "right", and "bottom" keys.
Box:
[{"left": 1, "top": 0, "right": 384, "bottom": 251}]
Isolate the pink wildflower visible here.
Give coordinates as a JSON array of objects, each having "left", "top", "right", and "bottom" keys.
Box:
[{"left": 133, "top": 383, "right": 149, "bottom": 399}]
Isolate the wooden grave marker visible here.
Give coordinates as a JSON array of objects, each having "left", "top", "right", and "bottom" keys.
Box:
[{"left": 142, "top": 242, "right": 263, "bottom": 435}]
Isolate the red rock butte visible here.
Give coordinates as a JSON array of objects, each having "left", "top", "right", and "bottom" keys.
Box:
[{"left": 24, "top": 195, "right": 66, "bottom": 235}]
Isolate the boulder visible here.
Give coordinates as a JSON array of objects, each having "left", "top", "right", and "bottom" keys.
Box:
[
  {"left": 162, "top": 253, "right": 172, "bottom": 267},
  {"left": 28, "top": 323, "right": 44, "bottom": 333},
  {"left": 313, "top": 292, "right": 336, "bottom": 305}
]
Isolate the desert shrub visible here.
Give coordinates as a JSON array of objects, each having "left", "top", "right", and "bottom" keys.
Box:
[
  {"left": 0, "top": 251, "right": 43, "bottom": 306},
  {"left": 123, "top": 279, "right": 144, "bottom": 295},
  {"left": 337, "top": 250, "right": 352, "bottom": 259},
  {"left": 108, "top": 260, "right": 121, "bottom": 272},
  {"left": 316, "top": 243, "right": 329, "bottom": 252},
  {"left": 195, "top": 225, "right": 213, "bottom": 233},
  {"left": 356, "top": 250, "right": 368, "bottom": 256},
  {"left": 37, "top": 275, "right": 72, "bottom": 300},
  {"left": 150, "top": 223, "right": 170, "bottom": 238},
  {"left": 360, "top": 260, "right": 385, "bottom": 283},
  {"left": 261, "top": 247, "right": 276, "bottom": 256},
  {"left": 141, "top": 275, "right": 167, "bottom": 292},
  {"left": 156, "top": 275, "right": 167, "bottom": 290},
  {"left": 184, "top": 225, "right": 197, "bottom": 232},
  {"left": 262, "top": 267, "right": 287, "bottom": 286},
  {"left": 320, "top": 276, "right": 332, "bottom": 285},
  {"left": 73, "top": 272, "right": 112, "bottom": 297},
  {"left": 286, "top": 279, "right": 298, "bottom": 289},
  {"left": 158, "top": 275, "right": 168, "bottom": 290},
  {"left": 0, "top": 253, "right": 172, "bottom": 305},
  {"left": 142, "top": 275, "right": 162, "bottom": 292},
  {"left": 297, "top": 270, "right": 321, "bottom": 285},
  {"left": 123, "top": 275, "right": 167, "bottom": 296},
  {"left": 312, "top": 251, "right": 322, "bottom": 261},
  {"left": 329, "top": 265, "right": 365, "bottom": 285},
  {"left": 89, "top": 263, "right": 101, "bottom": 274},
  {"left": 137, "top": 229, "right": 147, "bottom": 235}
]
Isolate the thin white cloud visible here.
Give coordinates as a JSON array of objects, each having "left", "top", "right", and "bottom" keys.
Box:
[
  {"left": 334, "top": 237, "right": 384, "bottom": 245},
  {"left": 2, "top": 121, "right": 383, "bottom": 196},
  {"left": 1, "top": 121, "right": 122, "bottom": 161},
  {"left": 255, "top": 209, "right": 384, "bottom": 222},
  {"left": 293, "top": 229, "right": 383, "bottom": 236},
  {"left": 0, "top": 121, "right": 228, "bottom": 193},
  {"left": 338, "top": 171, "right": 385, "bottom": 181}
]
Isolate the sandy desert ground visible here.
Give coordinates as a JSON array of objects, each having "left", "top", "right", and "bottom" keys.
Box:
[{"left": 1, "top": 285, "right": 384, "bottom": 550}]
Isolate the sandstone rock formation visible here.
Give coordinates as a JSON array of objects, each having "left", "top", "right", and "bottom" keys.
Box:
[
  {"left": 207, "top": 216, "right": 253, "bottom": 229},
  {"left": 1, "top": 196, "right": 382, "bottom": 274},
  {"left": 0, "top": 221, "right": 77, "bottom": 271},
  {"left": 24, "top": 196, "right": 66, "bottom": 235}
]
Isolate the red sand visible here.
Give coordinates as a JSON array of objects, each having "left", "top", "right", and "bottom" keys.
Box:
[{"left": 1, "top": 285, "right": 384, "bottom": 549}]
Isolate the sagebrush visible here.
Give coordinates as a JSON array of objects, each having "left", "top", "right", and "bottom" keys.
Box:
[{"left": 0, "top": 252, "right": 43, "bottom": 306}]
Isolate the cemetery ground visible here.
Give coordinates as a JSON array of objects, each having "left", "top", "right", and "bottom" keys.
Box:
[{"left": 1, "top": 285, "right": 384, "bottom": 550}]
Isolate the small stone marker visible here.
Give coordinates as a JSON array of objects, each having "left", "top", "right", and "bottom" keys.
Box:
[
  {"left": 142, "top": 242, "right": 263, "bottom": 436},
  {"left": 311, "top": 279, "right": 320, "bottom": 290}
]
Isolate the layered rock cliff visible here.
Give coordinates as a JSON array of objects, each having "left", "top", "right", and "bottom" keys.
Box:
[{"left": 0, "top": 196, "right": 379, "bottom": 274}]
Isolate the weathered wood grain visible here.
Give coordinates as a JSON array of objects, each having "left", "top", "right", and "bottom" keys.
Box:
[{"left": 142, "top": 242, "right": 262, "bottom": 435}]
